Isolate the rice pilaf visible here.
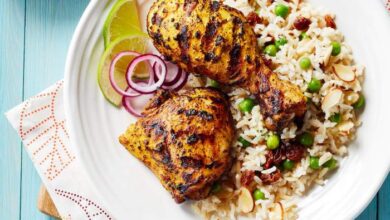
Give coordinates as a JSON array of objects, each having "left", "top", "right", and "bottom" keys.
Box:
[{"left": 187, "top": 0, "right": 364, "bottom": 219}]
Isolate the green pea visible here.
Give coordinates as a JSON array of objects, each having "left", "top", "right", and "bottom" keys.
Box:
[
  {"left": 211, "top": 182, "right": 222, "bottom": 193},
  {"left": 274, "top": 4, "right": 290, "bottom": 18},
  {"left": 309, "top": 156, "right": 320, "bottom": 170},
  {"left": 266, "top": 134, "right": 280, "bottom": 150},
  {"left": 264, "top": 44, "right": 277, "bottom": 56},
  {"left": 329, "top": 113, "right": 341, "bottom": 124},
  {"left": 208, "top": 79, "right": 220, "bottom": 88},
  {"left": 323, "top": 158, "right": 337, "bottom": 170},
  {"left": 253, "top": 189, "right": 266, "bottom": 200},
  {"left": 331, "top": 42, "right": 341, "bottom": 56},
  {"left": 299, "top": 57, "right": 311, "bottom": 70},
  {"left": 307, "top": 78, "right": 322, "bottom": 93},
  {"left": 239, "top": 98, "right": 256, "bottom": 113},
  {"left": 238, "top": 136, "right": 251, "bottom": 148},
  {"left": 275, "top": 37, "right": 288, "bottom": 50},
  {"left": 299, "top": 132, "right": 314, "bottom": 147},
  {"left": 353, "top": 93, "right": 365, "bottom": 109},
  {"left": 283, "top": 159, "right": 295, "bottom": 171},
  {"left": 299, "top": 32, "right": 309, "bottom": 41}
]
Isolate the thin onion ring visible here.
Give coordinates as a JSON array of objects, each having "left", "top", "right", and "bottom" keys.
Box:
[
  {"left": 126, "top": 54, "right": 167, "bottom": 93},
  {"left": 153, "top": 62, "right": 182, "bottom": 86},
  {"left": 162, "top": 71, "right": 189, "bottom": 91},
  {"left": 109, "top": 51, "right": 152, "bottom": 97}
]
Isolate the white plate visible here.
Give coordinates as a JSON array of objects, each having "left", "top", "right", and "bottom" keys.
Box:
[{"left": 64, "top": 0, "right": 390, "bottom": 219}]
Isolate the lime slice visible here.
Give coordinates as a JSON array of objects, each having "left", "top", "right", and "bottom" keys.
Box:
[
  {"left": 103, "top": 0, "right": 144, "bottom": 48},
  {"left": 98, "top": 35, "right": 150, "bottom": 106}
]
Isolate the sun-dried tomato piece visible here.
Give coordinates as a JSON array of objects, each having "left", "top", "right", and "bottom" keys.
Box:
[
  {"left": 272, "top": 147, "right": 286, "bottom": 165},
  {"left": 324, "top": 15, "right": 336, "bottom": 29},
  {"left": 264, "top": 151, "right": 274, "bottom": 169},
  {"left": 263, "top": 141, "right": 306, "bottom": 170},
  {"left": 258, "top": 169, "right": 282, "bottom": 184},
  {"left": 285, "top": 143, "right": 306, "bottom": 161},
  {"left": 294, "top": 17, "right": 312, "bottom": 31},
  {"left": 240, "top": 170, "right": 255, "bottom": 187}
]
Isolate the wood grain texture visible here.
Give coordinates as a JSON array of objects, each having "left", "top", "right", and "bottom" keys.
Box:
[
  {"left": 37, "top": 186, "right": 60, "bottom": 219},
  {"left": 0, "top": 0, "right": 25, "bottom": 219},
  {"left": 20, "top": 0, "right": 88, "bottom": 219}
]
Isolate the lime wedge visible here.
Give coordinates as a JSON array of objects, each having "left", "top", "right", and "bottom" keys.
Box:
[
  {"left": 103, "top": 0, "right": 144, "bottom": 48},
  {"left": 98, "top": 35, "right": 150, "bottom": 106}
]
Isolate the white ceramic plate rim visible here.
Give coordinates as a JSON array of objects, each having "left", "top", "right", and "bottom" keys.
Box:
[{"left": 64, "top": 0, "right": 390, "bottom": 219}]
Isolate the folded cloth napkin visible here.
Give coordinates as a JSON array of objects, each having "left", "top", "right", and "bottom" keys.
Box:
[
  {"left": 6, "top": 81, "right": 113, "bottom": 220},
  {"left": 5, "top": 2, "right": 390, "bottom": 219}
]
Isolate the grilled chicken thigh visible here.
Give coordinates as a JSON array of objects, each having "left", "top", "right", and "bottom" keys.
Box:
[
  {"left": 119, "top": 88, "right": 234, "bottom": 203},
  {"left": 147, "top": 0, "right": 306, "bottom": 130}
]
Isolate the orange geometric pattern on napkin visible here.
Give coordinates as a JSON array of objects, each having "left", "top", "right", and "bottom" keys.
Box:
[
  {"left": 18, "top": 81, "right": 75, "bottom": 181},
  {"left": 55, "top": 189, "right": 112, "bottom": 220}
]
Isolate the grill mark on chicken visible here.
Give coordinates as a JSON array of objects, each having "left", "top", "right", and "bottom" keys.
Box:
[
  {"left": 228, "top": 17, "right": 245, "bottom": 83},
  {"left": 180, "top": 156, "right": 204, "bottom": 168},
  {"left": 268, "top": 89, "right": 283, "bottom": 115},
  {"left": 151, "top": 13, "right": 163, "bottom": 26},
  {"left": 119, "top": 88, "right": 234, "bottom": 203},
  {"left": 210, "top": 0, "right": 220, "bottom": 11},
  {"left": 147, "top": 0, "right": 307, "bottom": 131},
  {"left": 177, "top": 25, "right": 191, "bottom": 64},
  {"left": 228, "top": 43, "right": 242, "bottom": 81},
  {"left": 202, "top": 20, "right": 218, "bottom": 50},
  {"left": 178, "top": 108, "right": 214, "bottom": 121},
  {"left": 150, "top": 122, "right": 166, "bottom": 136},
  {"left": 182, "top": 172, "right": 194, "bottom": 183},
  {"left": 187, "top": 134, "right": 200, "bottom": 144}
]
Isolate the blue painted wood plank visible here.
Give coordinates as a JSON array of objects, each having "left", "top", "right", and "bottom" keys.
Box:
[
  {"left": 357, "top": 195, "right": 378, "bottom": 220},
  {"left": 21, "top": 0, "right": 88, "bottom": 219},
  {"left": 0, "top": 0, "right": 26, "bottom": 219},
  {"left": 379, "top": 175, "right": 390, "bottom": 220}
]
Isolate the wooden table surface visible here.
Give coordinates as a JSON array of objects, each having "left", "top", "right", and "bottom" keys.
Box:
[{"left": 0, "top": 0, "right": 389, "bottom": 219}]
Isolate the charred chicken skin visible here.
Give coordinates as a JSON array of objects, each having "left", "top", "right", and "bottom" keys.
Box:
[
  {"left": 147, "top": 0, "right": 306, "bottom": 130},
  {"left": 119, "top": 88, "right": 234, "bottom": 203}
]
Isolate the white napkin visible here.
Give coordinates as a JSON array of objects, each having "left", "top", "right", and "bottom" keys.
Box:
[
  {"left": 5, "top": 81, "right": 113, "bottom": 220},
  {"left": 5, "top": 2, "right": 390, "bottom": 219}
]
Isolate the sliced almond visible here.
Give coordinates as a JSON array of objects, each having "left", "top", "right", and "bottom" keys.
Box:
[
  {"left": 338, "top": 121, "right": 354, "bottom": 132},
  {"left": 344, "top": 91, "right": 360, "bottom": 105},
  {"left": 322, "top": 46, "right": 333, "bottom": 67},
  {"left": 322, "top": 89, "right": 343, "bottom": 112},
  {"left": 333, "top": 64, "right": 356, "bottom": 82},
  {"left": 237, "top": 187, "right": 254, "bottom": 213}
]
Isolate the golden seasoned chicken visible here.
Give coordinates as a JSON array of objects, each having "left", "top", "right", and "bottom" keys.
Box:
[
  {"left": 119, "top": 88, "right": 234, "bottom": 203},
  {"left": 147, "top": 0, "right": 306, "bottom": 130}
]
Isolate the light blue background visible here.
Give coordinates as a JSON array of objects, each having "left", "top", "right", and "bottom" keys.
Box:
[{"left": 0, "top": 0, "right": 389, "bottom": 219}]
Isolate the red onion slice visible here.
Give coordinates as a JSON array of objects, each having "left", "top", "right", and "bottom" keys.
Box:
[
  {"left": 153, "top": 62, "right": 182, "bottom": 86},
  {"left": 122, "top": 96, "right": 143, "bottom": 117},
  {"left": 126, "top": 54, "right": 167, "bottom": 94},
  {"left": 109, "top": 51, "right": 147, "bottom": 97},
  {"left": 162, "top": 71, "right": 189, "bottom": 91},
  {"left": 122, "top": 85, "right": 153, "bottom": 117}
]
